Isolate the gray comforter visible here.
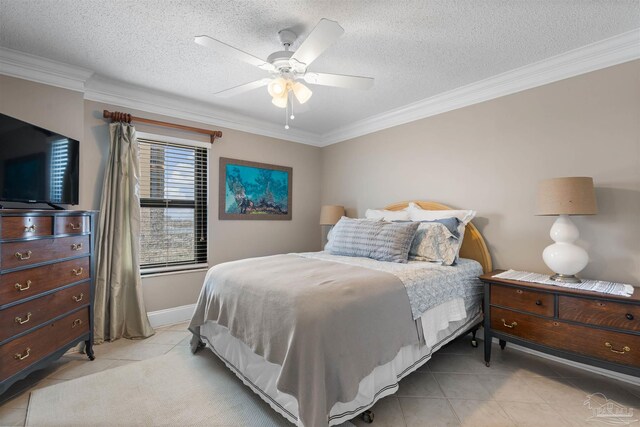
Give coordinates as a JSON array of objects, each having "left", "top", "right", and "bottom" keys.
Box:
[{"left": 189, "top": 254, "right": 421, "bottom": 427}]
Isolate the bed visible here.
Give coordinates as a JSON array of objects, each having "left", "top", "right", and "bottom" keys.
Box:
[{"left": 189, "top": 201, "right": 492, "bottom": 427}]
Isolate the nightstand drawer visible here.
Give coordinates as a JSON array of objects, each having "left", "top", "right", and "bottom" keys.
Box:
[
  {"left": 491, "top": 307, "right": 640, "bottom": 368},
  {"left": 0, "top": 282, "right": 89, "bottom": 343},
  {"left": 490, "top": 284, "right": 554, "bottom": 317},
  {"left": 559, "top": 296, "right": 640, "bottom": 332},
  {"left": 0, "top": 308, "right": 89, "bottom": 382}
]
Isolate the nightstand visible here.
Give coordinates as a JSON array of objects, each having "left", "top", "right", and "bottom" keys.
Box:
[{"left": 480, "top": 270, "right": 640, "bottom": 377}]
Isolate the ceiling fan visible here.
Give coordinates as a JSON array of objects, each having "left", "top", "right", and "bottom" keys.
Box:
[{"left": 195, "top": 19, "right": 374, "bottom": 128}]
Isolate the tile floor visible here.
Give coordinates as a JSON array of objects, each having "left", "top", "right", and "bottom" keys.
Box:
[{"left": 1, "top": 323, "right": 639, "bottom": 427}]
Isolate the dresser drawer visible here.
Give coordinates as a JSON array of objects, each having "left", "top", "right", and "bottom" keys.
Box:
[
  {"left": 1, "top": 216, "right": 53, "bottom": 240},
  {"left": 0, "top": 308, "right": 89, "bottom": 381},
  {"left": 490, "top": 284, "right": 554, "bottom": 317},
  {"left": 54, "top": 216, "right": 90, "bottom": 235},
  {"left": 0, "top": 257, "right": 90, "bottom": 305},
  {"left": 559, "top": 296, "right": 640, "bottom": 332},
  {"left": 0, "top": 282, "right": 89, "bottom": 343},
  {"left": 491, "top": 307, "right": 640, "bottom": 368},
  {"left": 1, "top": 235, "right": 89, "bottom": 270}
]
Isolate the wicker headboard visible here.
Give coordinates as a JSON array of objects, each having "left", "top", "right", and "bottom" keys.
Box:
[{"left": 384, "top": 201, "right": 493, "bottom": 273}]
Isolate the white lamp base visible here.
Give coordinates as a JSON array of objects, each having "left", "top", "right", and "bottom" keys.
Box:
[{"left": 542, "top": 215, "right": 588, "bottom": 283}]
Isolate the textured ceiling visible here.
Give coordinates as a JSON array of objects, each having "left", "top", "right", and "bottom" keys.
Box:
[{"left": 1, "top": 1, "right": 639, "bottom": 135}]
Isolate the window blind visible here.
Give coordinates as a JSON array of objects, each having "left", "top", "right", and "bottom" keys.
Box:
[{"left": 138, "top": 137, "right": 207, "bottom": 272}]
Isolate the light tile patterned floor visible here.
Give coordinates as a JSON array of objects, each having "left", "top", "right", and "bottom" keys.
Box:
[{"left": 1, "top": 324, "right": 639, "bottom": 427}]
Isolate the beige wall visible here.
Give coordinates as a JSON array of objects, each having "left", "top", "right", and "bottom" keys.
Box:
[
  {"left": 1, "top": 75, "right": 322, "bottom": 311},
  {"left": 83, "top": 100, "right": 322, "bottom": 310},
  {"left": 321, "top": 60, "right": 640, "bottom": 285}
]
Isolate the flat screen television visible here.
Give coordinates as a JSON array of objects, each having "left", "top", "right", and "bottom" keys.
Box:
[{"left": 0, "top": 113, "right": 79, "bottom": 206}]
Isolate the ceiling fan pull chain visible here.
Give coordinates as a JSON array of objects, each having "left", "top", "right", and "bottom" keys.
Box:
[
  {"left": 285, "top": 93, "right": 290, "bottom": 130},
  {"left": 290, "top": 95, "right": 295, "bottom": 120}
]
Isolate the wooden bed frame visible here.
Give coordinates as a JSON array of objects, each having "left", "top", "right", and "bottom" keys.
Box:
[{"left": 384, "top": 201, "right": 493, "bottom": 273}]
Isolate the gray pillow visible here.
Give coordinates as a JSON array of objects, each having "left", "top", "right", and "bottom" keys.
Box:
[
  {"left": 326, "top": 217, "right": 419, "bottom": 263},
  {"left": 409, "top": 222, "right": 460, "bottom": 265}
]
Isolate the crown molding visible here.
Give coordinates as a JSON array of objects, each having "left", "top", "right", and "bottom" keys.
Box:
[
  {"left": 0, "top": 47, "right": 93, "bottom": 92},
  {"left": 83, "top": 76, "right": 322, "bottom": 146},
  {"left": 2, "top": 29, "right": 638, "bottom": 147},
  {"left": 319, "top": 29, "right": 640, "bottom": 146},
  {"left": 0, "top": 46, "right": 321, "bottom": 145}
]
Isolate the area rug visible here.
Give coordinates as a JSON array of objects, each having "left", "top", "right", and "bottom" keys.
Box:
[{"left": 26, "top": 348, "right": 354, "bottom": 427}]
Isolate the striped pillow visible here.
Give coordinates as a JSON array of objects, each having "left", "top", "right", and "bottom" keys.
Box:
[{"left": 326, "top": 217, "right": 419, "bottom": 263}]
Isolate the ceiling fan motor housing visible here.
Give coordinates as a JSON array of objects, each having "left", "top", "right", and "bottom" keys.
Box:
[{"left": 266, "top": 50, "right": 303, "bottom": 79}]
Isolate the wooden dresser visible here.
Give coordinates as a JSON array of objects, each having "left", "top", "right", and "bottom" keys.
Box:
[
  {"left": 481, "top": 270, "right": 640, "bottom": 377},
  {"left": 0, "top": 209, "right": 96, "bottom": 394}
]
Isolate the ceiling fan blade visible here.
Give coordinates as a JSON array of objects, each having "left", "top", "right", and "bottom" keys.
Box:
[
  {"left": 290, "top": 19, "right": 344, "bottom": 67},
  {"left": 214, "top": 78, "right": 271, "bottom": 98},
  {"left": 303, "top": 72, "right": 374, "bottom": 90},
  {"left": 195, "top": 35, "right": 274, "bottom": 71}
]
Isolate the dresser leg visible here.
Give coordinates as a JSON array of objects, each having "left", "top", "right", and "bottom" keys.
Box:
[
  {"left": 499, "top": 339, "right": 506, "bottom": 350},
  {"left": 85, "top": 340, "right": 95, "bottom": 361}
]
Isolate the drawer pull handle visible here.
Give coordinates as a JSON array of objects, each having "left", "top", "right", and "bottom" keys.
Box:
[
  {"left": 605, "top": 342, "right": 630, "bottom": 355},
  {"left": 24, "top": 224, "right": 37, "bottom": 232},
  {"left": 626, "top": 313, "right": 634, "bottom": 321},
  {"left": 14, "top": 280, "right": 32, "bottom": 291},
  {"left": 72, "top": 319, "right": 83, "bottom": 328},
  {"left": 14, "top": 348, "right": 31, "bottom": 361},
  {"left": 535, "top": 300, "right": 542, "bottom": 306},
  {"left": 69, "top": 223, "right": 81, "bottom": 230},
  {"left": 72, "top": 293, "right": 84, "bottom": 302},
  {"left": 501, "top": 319, "right": 518, "bottom": 329},
  {"left": 71, "top": 243, "right": 83, "bottom": 251},
  {"left": 15, "top": 312, "right": 32, "bottom": 325},
  {"left": 15, "top": 250, "right": 32, "bottom": 260},
  {"left": 72, "top": 267, "right": 84, "bottom": 276},
  {"left": 516, "top": 289, "right": 523, "bottom": 294}
]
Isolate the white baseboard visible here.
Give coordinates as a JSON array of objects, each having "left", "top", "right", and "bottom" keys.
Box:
[
  {"left": 488, "top": 337, "right": 640, "bottom": 386},
  {"left": 147, "top": 304, "right": 195, "bottom": 328}
]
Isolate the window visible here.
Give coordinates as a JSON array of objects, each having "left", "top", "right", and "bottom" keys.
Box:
[{"left": 138, "top": 134, "right": 208, "bottom": 273}]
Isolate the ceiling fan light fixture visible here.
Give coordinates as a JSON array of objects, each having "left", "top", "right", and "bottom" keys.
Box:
[
  {"left": 292, "top": 82, "right": 312, "bottom": 104},
  {"left": 267, "top": 77, "right": 288, "bottom": 98},
  {"left": 271, "top": 95, "right": 288, "bottom": 108}
]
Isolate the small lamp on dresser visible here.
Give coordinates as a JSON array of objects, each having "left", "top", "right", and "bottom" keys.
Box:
[
  {"left": 319, "top": 205, "right": 344, "bottom": 247},
  {"left": 536, "top": 177, "right": 598, "bottom": 283}
]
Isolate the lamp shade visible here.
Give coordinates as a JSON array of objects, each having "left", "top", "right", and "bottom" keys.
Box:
[
  {"left": 320, "top": 205, "right": 345, "bottom": 225},
  {"left": 267, "top": 78, "right": 287, "bottom": 98},
  {"left": 536, "top": 177, "right": 597, "bottom": 216},
  {"left": 292, "top": 82, "right": 312, "bottom": 104}
]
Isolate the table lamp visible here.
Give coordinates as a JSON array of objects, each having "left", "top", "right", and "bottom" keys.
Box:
[
  {"left": 320, "top": 205, "right": 344, "bottom": 248},
  {"left": 536, "top": 177, "right": 597, "bottom": 283},
  {"left": 320, "top": 205, "right": 345, "bottom": 226}
]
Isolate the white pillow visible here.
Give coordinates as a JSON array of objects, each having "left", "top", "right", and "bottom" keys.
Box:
[
  {"left": 365, "top": 208, "right": 410, "bottom": 221},
  {"left": 406, "top": 202, "right": 476, "bottom": 224}
]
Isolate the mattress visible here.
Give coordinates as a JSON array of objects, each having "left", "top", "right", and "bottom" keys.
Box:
[
  {"left": 199, "top": 297, "right": 482, "bottom": 426},
  {"left": 191, "top": 253, "right": 484, "bottom": 426}
]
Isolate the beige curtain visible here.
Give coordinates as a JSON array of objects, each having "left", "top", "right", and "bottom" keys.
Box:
[{"left": 94, "top": 122, "right": 154, "bottom": 343}]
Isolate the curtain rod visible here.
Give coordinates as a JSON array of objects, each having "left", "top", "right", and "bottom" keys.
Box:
[{"left": 103, "top": 110, "right": 222, "bottom": 143}]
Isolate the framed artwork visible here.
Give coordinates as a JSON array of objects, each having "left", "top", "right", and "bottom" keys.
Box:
[{"left": 219, "top": 157, "right": 292, "bottom": 220}]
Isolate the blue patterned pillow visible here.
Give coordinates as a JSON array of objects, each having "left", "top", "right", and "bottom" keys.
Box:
[{"left": 326, "top": 217, "right": 419, "bottom": 263}]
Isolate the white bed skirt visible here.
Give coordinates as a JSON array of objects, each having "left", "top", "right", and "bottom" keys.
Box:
[{"left": 199, "top": 298, "right": 482, "bottom": 426}]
